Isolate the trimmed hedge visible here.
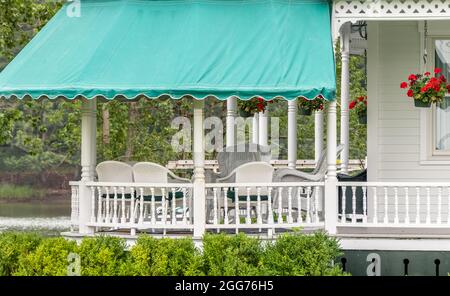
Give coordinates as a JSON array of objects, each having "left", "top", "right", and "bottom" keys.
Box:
[{"left": 0, "top": 231, "right": 347, "bottom": 276}]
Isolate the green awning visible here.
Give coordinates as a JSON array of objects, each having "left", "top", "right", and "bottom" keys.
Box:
[{"left": 0, "top": 0, "right": 336, "bottom": 101}]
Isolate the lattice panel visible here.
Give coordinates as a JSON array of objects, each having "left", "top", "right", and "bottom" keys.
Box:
[{"left": 334, "top": 0, "right": 450, "bottom": 19}]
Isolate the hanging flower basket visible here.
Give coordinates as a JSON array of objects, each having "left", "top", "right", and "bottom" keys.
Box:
[
  {"left": 298, "top": 108, "right": 312, "bottom": 116},
  {"left": 358, "top": 111, "right": 367, "bottom": 124},
  {"left": 414, "top": 100, "right": 431, "bottom": 108},
  {"left": 401, "top": 68, "right": 450, "bottom": 108},
  {"left": 297, "top": 97, "right": 324, "bottom": 116},
  {"left": 239, "top": 109, "right": 253, "bottom": 117},
  {"left": 349, "top": 95, "right": 367, "bottom": 125},
  {"left": 238, "top": 97, "right": 272, "bottom": 117},
  {"left": 439, "top": 96, "right": 450, "bottom": 110}
]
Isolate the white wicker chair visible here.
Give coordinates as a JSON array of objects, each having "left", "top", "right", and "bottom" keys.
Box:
[
  {"left": 132, "top": 162, "right": 191, "bottom": 222},
  {"left": 215, "top": 161, "right": 274, "bottom": 222}
]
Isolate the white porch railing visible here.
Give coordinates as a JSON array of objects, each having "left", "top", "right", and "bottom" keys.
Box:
[
  {"left": 70, "top": 181, "right": 194, "bottom": 234},
  {"left": 205, "top": 182, "right": 325, "bottom": 234},
  {"left": 70, "top": 180, "right": 450, "bottom": 237},
  {"left": 337, "top": 182, "right": 450, "bottom": 227}
]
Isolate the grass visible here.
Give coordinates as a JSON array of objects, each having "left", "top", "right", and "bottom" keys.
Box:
[{"left": 0, "top": 184, "right": 47, "bottom": 201}]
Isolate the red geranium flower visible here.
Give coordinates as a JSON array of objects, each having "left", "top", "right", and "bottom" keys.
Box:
[
  {"left": 400, "top": 82, "right": 408, "bottom": 89},
  {"left": 349, "top": 101, "right": 357, "bottom": 109},
  {"left": 435, "top": 68, "right": 442, "bottom": 74},
  {"left": 408, "top": 74, "right": 417, "bottom": 81},
  {"left": 424, "top": 72, "right": 431, "bottom": 76},
  {"left": 407, "top": 89, "right": 414, "bottom": 97}
]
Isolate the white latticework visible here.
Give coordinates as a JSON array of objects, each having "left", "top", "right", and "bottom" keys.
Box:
[{"left": 334, "top": 0, "right": 450, "bottom": 21}]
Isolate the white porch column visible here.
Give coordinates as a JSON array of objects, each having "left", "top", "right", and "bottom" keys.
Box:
[
  {"left": 252, "top": 112, "right": 259, "bottom": 144},
  {"left": 90, "top": 99, "right": 97, "bottom": 178},
  {"left": 324, "top": 101, "right": 338, "bottom": 235},
  {"left": 340, "top": 22, "right": 351, "bottom": 174},
  {"left": 79, "top": 99, "right": 97, "bottom": 234},
  {"left": 193, "top": 100, "right": 205, "bottom": 238},
  {"left": 226, "top": 97, "right": 237, "bottom": 147},
  {"left": 258, "top": 110, "right": 268, "bottom": 147},
  {"left": 314, "top": 110, "right": 324, "bottom": 164},
  {"left": 287, "top": 99, "right": 297, "bottom": 169}
]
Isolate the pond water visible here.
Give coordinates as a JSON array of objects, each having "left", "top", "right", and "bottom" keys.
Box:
[{"left": 0, "top": 201, "right": 71, "bottom": 235}]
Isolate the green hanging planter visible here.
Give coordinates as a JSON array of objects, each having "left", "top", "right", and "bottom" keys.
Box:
[
  {"left": 414, "top": 100, "right": 431, "bottom": 108},
  {"left": 239, "top": 109, "right": 253, "bottom": 117},
  {"left": 299, "top": 108, "right": 312, "bottom": 116},
  {"left": 358, "top": 113, "right": 367, "bottom": 124},
  {"left": 439, "top": 97, "right": 450, "bottom": 110}
]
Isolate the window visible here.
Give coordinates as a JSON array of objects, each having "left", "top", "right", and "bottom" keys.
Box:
[{"left": 433, "top": 40, "right": 450, "bottom": 155}]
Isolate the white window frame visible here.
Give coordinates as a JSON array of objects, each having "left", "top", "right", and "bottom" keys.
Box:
[{"left": 420, "top": 35, "right": 450, "bottom": 164}]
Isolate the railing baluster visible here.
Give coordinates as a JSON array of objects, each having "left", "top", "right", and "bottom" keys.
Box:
[
  {"left": 394, "top": 187, "right": 399, "bottom": 225},
  {"left": 314, "top": 186, "right": 320, "bottom": 223},
  {"left": 341, "top": 186, "right": 346, "bottom": 223},
  {"left": 306, "top": 186, "right": 311, "bottom": 223},
  {"left": 351, "top": 186, "right": 357, "bottom": 224},
  {"left": 448, "top": 187, "right": 450, "bottom": 225},
  {"left": 171, "top": 188, "right": 177, "bottom": 224},
  {"left": 130, "top": 187, "right": 135, "bottom": 224},
  {"left": 426, "top": 187, "right": 431, "bottom": 224},
  {"left": 150, "top": 188, "right": 156, "bottom": 225},
  {"left": 235, "top": 187, "right": 240, "bottom": 233},
  {"left": 212, "top": 188, "right": 218, "bottom": 227},
  {"left": 256, "top": 187, "right": 262, "bottom": 226},
  {"left": 224, "top": 187, "right": 229, "bottom": 225},
  {"left": 297, "top": 186, "right": 302, "bottom": 223},
  {"left": 362, "top": 186, "right": 367, "bottom": 223},
  {"left": 182, "top": 188, "right": 187, "bottom": 224},
  {"left": 404, "top": 187, "right": 409, "bottom": 224},
  {"left": 383, "top": 187, "right": 388, "bottom": 224},
  {"left": 97, "top": 187, "right": 103, "bottom": 224},
  {"left": 278, "top": 187, "right": 283, "bottom": 224},
  {"left": 287, "top": 187, "right": 293, "bottom": 224},
  {"left": 246, "top": 187, "right": 251, "bottom": 224},
  {"left": 415, "top": 187, "right": 421, "bottom": 224},
  {"left": 90, "top": 186, "right": 96, "bottom": 223},
  {"left": 437, "top": 187, "right": 442, "bottom": 224},
  {"left": 161, "top": 188, "right": 166, "bottom": 226},
  {"left": 121, "top": 187, "right": 126, "bottom": 224},
  {"left": 112, "top": 187, "right": 118, "bottom": 224},
  {"left": 268, "top": 187, "right": 274, "bottom": 225},
  {"left": 105, "top": 187, "right": 110, "bottom": 223},
  {"left": 373, "top": 187, "right": 378, "bottom": 224},
  {"left": 139, "top": 188, "right": 144, "bottom": 225}
]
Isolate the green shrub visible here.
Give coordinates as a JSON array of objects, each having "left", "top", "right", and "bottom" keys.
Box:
[
  {"left": 0, "top": 232, "right": 42, "bottom": 276},
  {"left": 1, "top": 231, "right": 347, "bottom": 276},
  {"left": 128, "top": 235, "right": 202, "bottom": 276},
  {"left": 14, "top": 237, "right": 77, "bottom": 276},
  {"left": 201, "top": 233, "right": 262, "bottom": 276},
  {"left": 260, "top": 231, "right": 346, "bottom": 275},
  {"left": 78, "top": 236, "right": 129, "bottom": 276}
]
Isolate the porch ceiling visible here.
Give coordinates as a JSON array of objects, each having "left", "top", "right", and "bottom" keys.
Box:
[{"left": 0, "top": 0, "right": 336, "bottom": 102}]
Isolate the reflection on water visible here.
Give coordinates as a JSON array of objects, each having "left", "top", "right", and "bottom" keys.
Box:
[{"left": 0, "top": 201, "right": 71, "bottom": 235}]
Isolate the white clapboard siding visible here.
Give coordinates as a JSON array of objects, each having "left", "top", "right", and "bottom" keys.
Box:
[{"left": 367, "top": 21, "right": 450, "bottom": 224}]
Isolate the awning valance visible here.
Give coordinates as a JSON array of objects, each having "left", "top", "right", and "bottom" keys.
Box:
[{"left": 0, "top": 0, "right": 336, "bottom": 101}]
